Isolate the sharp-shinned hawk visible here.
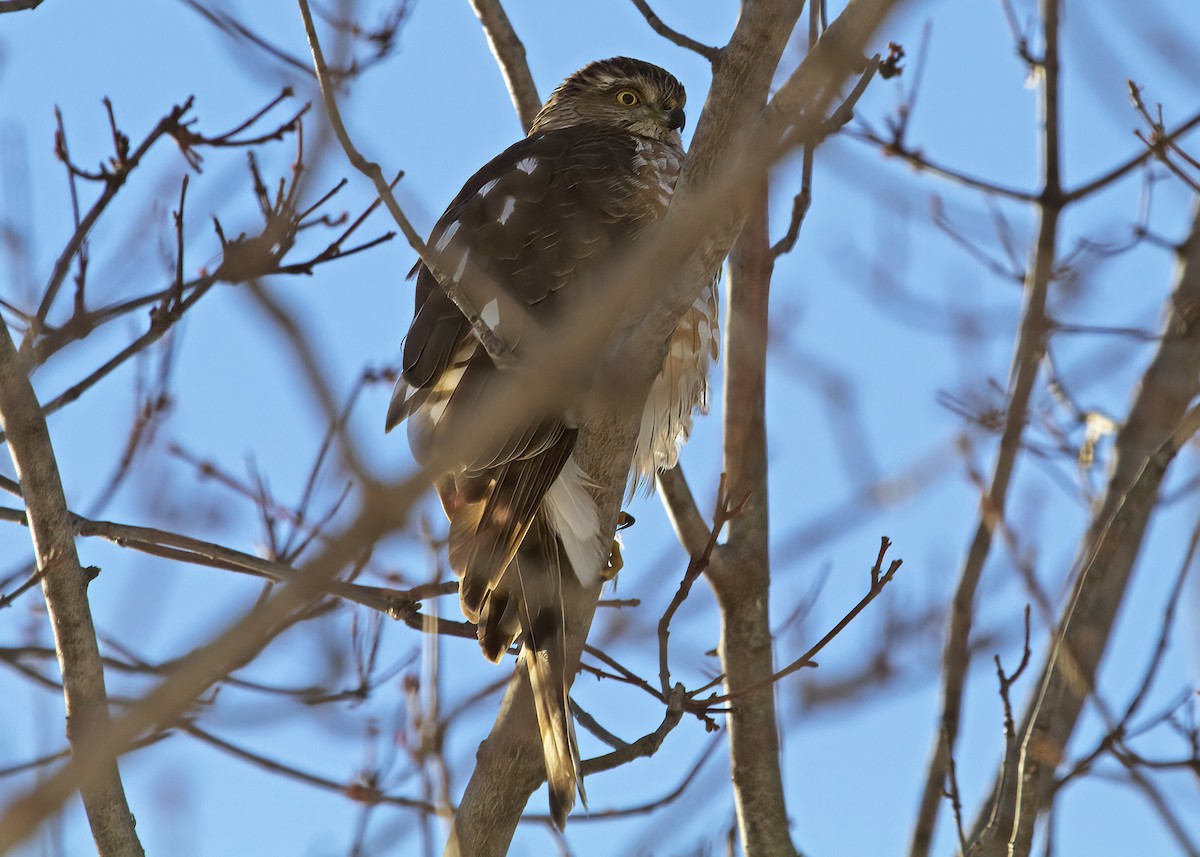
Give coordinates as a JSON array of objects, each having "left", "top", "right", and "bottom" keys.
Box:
[{"left": 387, "top": 57, "right": 719, "bottom": 827}]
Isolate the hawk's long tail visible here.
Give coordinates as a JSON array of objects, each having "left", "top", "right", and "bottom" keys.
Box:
[
  {"left": 509, "top": 521, "right": 588, "bottom": 830},
  {"left": 524, "top": 635, "right": 585, "bottom": 829}
]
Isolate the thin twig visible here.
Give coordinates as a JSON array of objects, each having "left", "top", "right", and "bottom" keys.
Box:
[
  {"left": 658, "top": 474, "right": 749, "bottom": 696},
  {"left": 580, "top": 685, "right": 686, "bottom": 776},
  {"left": 181, "top": 722, "right": 439, "bottom": 814},
  {"left": 943, "top": 727, "right": 968, "bottom": 857},
  {"left": 1065, "top": 105, "right": 1200, "bottom": 202},
  {"left": 696, "top": 537, "right": 902, "bottom": 707},
  {"left": 851, "top": 125, "right": 1037, "bottom": 202},
  {"left": 527, "top": 737, "right": 722, "bottom": 823},
  {"left": 0, "top": 502, "right": 431, "bottom": 618},
  {"left": 36, "top": 99, "right": 196, "bottom": 327},
  {"left": 628, "top": 0, "right": 720, "bottom": 61},
  {"left": 296, "top": 0, "right": 525, "bottom": 369}
]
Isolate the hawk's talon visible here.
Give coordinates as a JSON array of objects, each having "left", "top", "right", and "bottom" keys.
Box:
[{"left": 603, "top": 538, "right": 624, "bottom": 580}]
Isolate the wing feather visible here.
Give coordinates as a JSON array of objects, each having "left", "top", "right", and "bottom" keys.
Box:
[{"left": 447, "top": 430, "right": 575, "bottom": 621}]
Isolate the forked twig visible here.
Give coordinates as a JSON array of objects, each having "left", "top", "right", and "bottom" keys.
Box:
[{"left": 693, "top": 536, "right": 902, "bottom": 708}]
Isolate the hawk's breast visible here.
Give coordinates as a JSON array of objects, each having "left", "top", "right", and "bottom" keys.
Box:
[
  {"left": 627, "top": 138, "right": 720, "bottom": 490},
  {"left": 630, "top": 137, "right": 682, "bottom": 219}
]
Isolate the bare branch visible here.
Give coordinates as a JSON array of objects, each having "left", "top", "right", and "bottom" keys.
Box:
[
  {"left": 178, "top": 0, "right": 319, "bottom": 79},
  {"left": 769, "top": 145, "right": 812, "bottom": 258},
  {"left": 628, "top": 0, "right": 720, "bottom": 62},
  {"left": 528, "top": 737, "right": 722, "bottom": 823},
  {"left": 971, "top": 206, "right": 1200, "bottom": 850},
  {"left": 0, "top": 483, "right": 407, "bottom": 851},
  {"left": 943, "top": 727, "right": 967, "bottom": 857},
  {"left": 296, "top": 0, "right": 526, "bottom": 369},
  {"left": 850, "top": 125, "right": 1038, "bottom": 202},
  {"left": 968, "top": 607, "right": 1033, "bottom": 856},
  {"left": 656, "top": 466, "right": 710, "bottom": 556},
  {"left": 36, "top": 99, "right": 196, "bottom": 329},
  {"left": 1065, "top": 103, "right": 1200, "bottom": 202},
  {"left": 580, "top": 685, "right": 686, "bottom": 776},
  {"left": 181, "top": 722, "right": 440, "bottom": 814},
  {"left": 0, "top": 503, "right": 430, "bottom": 618},
  {"left": 658, "top": 475, "right": 747, "bottom": 697},
  {"left": 468, "top": 0, "right": 541, "bottom": 132},
  {"left": 0, "top": 320, "right": 143, "bottom": 853},
  {"left": 698, "top": 537, "right": 903, "bottom": 707},
  {"left": 1127, "top": 82, "right": 1200, "bottom": 193},
  {"left": 911, "top": 0, "right": 1065, "bottom": 848}
]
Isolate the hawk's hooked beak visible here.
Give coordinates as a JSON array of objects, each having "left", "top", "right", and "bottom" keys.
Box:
[{"left": 667, "top": 107, "right": 686, "bottom": 132}]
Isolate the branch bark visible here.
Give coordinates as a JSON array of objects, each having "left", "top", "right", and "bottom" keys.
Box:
[{"left": 0, "top": 323, "right": 144, "bottom": 855}]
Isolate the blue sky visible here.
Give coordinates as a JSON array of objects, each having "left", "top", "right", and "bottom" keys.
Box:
[{"left": 1, "top": 1, "right": 1199, "bottom": 855}]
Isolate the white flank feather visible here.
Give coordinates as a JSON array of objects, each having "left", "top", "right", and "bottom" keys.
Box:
[
  {"left": 543, "top": 455, "right": 604, "bottom": 585},
  {"left": 630, "top": 281, "right": 719, "bottom": 493}
]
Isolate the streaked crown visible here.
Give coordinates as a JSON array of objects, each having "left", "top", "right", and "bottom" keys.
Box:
[{"left": 530, "top": 57, "right": 687, "bottom": 143}]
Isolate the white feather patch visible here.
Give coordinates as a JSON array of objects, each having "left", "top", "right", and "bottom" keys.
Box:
[
  {"left": 481, "top": 298, "right": 500, "bottom": 332},
  {"left": 543, "top": 455, "right": 603, "bottom": 585},
  {"left": 435, "top": 221, "right": 459, "bottom": 252},
  {"left": 498, "top": 196, "right": 517, "bottom": 225}
]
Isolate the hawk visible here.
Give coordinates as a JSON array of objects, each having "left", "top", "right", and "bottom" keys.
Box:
[{"left": 387, "top": 57, "right": 719, "bottom": 827}]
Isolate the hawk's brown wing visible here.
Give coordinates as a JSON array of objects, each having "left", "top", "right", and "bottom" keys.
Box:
[
  {"left": 392, "top": 127, "right": 646, "bottom": 435},
  {"left": 389, "top": 128, "right": 645, "bottom": 610}
]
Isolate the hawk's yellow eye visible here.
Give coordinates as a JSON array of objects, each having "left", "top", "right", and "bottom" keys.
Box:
[{"left": 616, "top": 90, "right": 640, "bottom": 107}]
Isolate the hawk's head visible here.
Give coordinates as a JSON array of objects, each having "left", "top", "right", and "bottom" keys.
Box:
[{"left": 530, "top": 57, "right": 687, "bottom": 143}]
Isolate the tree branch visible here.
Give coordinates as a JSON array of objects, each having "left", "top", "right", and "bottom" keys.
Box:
[
  {"left": 35, "top": 99, "right": 196, "bottom": 330},
  {"left": 468, "top": 0, "right": 541, "bottom": 133},
  {"left": 628, "top": 0, "right": 720, "bottom": 62},
  {"left": 910, "top": 0, "right": 1063, "bottom": 849},
  {"left": 703, "top": 163, "right": 792, "bottom": 850},
  {"left": 1065, "top": 102, "right": 1200, "bottom": 202},
  {"left": 0, "top": 503, "right": 431, "bottom": 618},
  {"left": 656, "top": 466, "right": 710, "bottom": 557},
  {"left": 0, "top": 482, "right": 407, "bottom": 852},
  {"left": 296, "top": 0, "right": 527, "bottom": 369},
  {"left": 0, "top": 321, "right": 143, "bottom": 854}
]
